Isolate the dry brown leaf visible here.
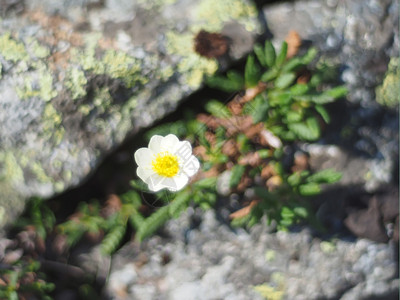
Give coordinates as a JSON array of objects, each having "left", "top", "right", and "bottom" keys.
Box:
[
  {"left": 285, "top": 30, "right": 302, "bottom": 58},
  {"left": 237, "top": 175, "right": 252, "bottom": 192},
  {"left": 193, "top": 145, "right": 209, "bottom": 160},
  {"left": 102, "top": 194, "right": 122, "bottom": 218},
  {"left": 244, "top": 123, "right": 264, "bottom": 139},
  {"left": 229, "top": 200, "right": 259, "bottom": 219},
  {"left": 266, "top": 175, "right": 282, "bottom": 191},
  {"left": 291, "top": 152, "right": 309, "bottom": 173},
  {"left": 238, "top": 152, "right": 262, "bottom": 167},
  {"left": 221, "top": 139, "right": 239, "bottom": 157},
  {"left": 261, "top": 164, "right": 276, "bottom": 179}
]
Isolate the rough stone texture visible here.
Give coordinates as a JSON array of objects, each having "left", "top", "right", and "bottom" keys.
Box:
[
  {"left": 105, "top": 210, "right": 399, "bottom": 300},
  {"left": 0, "top": 0, "right": 259, "bottom": 228},
  {"left": 264, "top": 0, "right": 399, "bottom": 192}
]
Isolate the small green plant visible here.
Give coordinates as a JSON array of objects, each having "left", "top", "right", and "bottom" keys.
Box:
[
  {"left": 132, "top": 39, "right": 345, "bottom": 238},
  {"left": 0, "top": 259, "right": 54, "bottom": 300}
]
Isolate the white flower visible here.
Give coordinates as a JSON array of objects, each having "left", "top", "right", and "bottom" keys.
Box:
[{"left": 134, "top": 134, "right": 200, "bottom": 192}]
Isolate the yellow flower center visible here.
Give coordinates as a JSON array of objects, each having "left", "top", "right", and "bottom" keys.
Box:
[{"left": 151, "top": 151, "right": 179, "bottom": 177}]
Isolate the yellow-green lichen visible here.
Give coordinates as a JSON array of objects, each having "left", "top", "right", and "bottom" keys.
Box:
[
  {"left": 265, "top": 250, "right": 276, "bottom": 262},
  {"left": 38, "top": 70, "right": 58, "bottom": 101},
  {"left": 65, "top": 68, "right": 88, "bottom": 100},
  {"left": 41, "top": 103, "right": 65, "bottom": 145},
  {"left": 54, "top": 181, "right": 65, "bottom": 193},
  {"left": 16, "top": 68, "right": 58, "bottom": 102},
  {"left": 253, "top": 273, "right": 285, "bottom": 300},
  {"left": 320, "top": 240, "right": 337, "bottom": 254},
  {"left": 30, "top": 161, "right": 52, "bottom": 183},
  {"left": 28, "top": 39, "right": 51, "bottom": 59},
  {"left": 165, "top": 31, "right": 218, "bottom": 88},
  {"left": 194, "top": 0, "right": 258, "bottom": 32},
  {"left": 157, "top": 65, "right": 174, "bottom": 82},
  {"left": 72, "top": 35, "right": 147, "bottom": 88},
  {"left": 101, "top": 49, "right": 145, "bottom": 87},
  {"left": 376, "top": 57, "right": 399, "bottom": 108},
  {"left": 93, "top": 87, "right": 113, "bottom": 113},
  {"left": 0, "top": 151, "right": 24, "bottom": 182},
  {"left": 0, "top": 32, "right": 29, "bottom": 63}
]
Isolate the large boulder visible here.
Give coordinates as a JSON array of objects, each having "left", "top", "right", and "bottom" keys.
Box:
[{"left": 0, "top": 0, "right": 260, "bottom": 227}]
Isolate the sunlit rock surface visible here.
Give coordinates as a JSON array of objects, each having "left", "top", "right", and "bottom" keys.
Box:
[{"left": 0, "top": 0, "right": 259, "bottom": 227}]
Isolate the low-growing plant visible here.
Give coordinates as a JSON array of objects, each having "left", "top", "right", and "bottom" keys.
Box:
[
  {"left": 132, "top": 39, "right": 345, "bottom": 239},
  {"left": 7, "top": 38, "right": 346, "bottom": 276},
  {"left": 0, "top": 258, "right": 54, "bottom": 300}
]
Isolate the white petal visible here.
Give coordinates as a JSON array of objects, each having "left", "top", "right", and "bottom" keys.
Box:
[
  {"left": 173, "top": 140, "right": 193, "bottom": 160},
  {"left": 146, "top": 174, "right": 166, "bottom": 192},
  {"left": 170, "top": 174, "right": 189, "bottom": 191},
  {"left": 136, "top": 166, "right": 154, "bottom": 182},
  {"left": 160, "top": 134, "right": 180, "bottom": 152},
  {"left": 148, "top": 135, "right": 163, "bottom": 152},
  {"left": 134, "top": 148, "right": 153, "bottom": 168},
  {"left": 181, "top": 155, "right": 200, "bottom": 177}
]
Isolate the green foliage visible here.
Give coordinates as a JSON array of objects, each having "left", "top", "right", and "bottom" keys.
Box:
[
  {"left": 0, "top": 259, "right": 54, "bottom": 300},
  {"left": 197, "top": 39, "right": 346, "bottom": 230},
  {"left": 14, "top": 197, "right": 55, "bottom": 240},
  {"left": 205, "top": 99, "right": 232, "bottom": 118},
  {"left": 230, "top": 165, "right": 246, "bottom": 188}
]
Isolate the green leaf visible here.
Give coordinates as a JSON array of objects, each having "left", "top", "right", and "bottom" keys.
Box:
[
  {"left": 100, "top": 222, "right": 126, "bottom": 255},
  {"left": 301, "top": 47, "right": 317, "bottom": 64},
  {"left": 281, "top": 206, "right": 295, "bottom": 219},
  {"left": 226, "top": 71, "right": 244, "bottom": 87},
  {"left": 194, "top": 177, "right": 217, "bottom": 189},
  {"left": 135, "top": 205, "right": 170, "bottom": 242},
  {"left": 264, "top": 40, "right": 276, "bottom": 67},
  {"left": 206, "top": 74, "right": 243, "bottom": 92},
  {"left": 269, "top": 91, "right": 292, "bottom": 107},
  {"left": 287, "top": 172, "right": 302, "bottom": 186},
  {"left": 169, "top": 191, "right": 191, "bottom": 218},
  {"left": 315, "top": 105, "right": 330, "bottom": 123},
  {"left": 205, "top": 100, "right": 231, "bottom": 118},
  {"left": 261, "top": 69, "right": 278, "bottom": 82},
  {"left": 325, "top": 86, "right": 348, "bottom": 99},
  {"left": 299, "top": 182, "right": 321, "bottom": 196},
  {"left": 129, "top": 212, "right": 145, "bottom": 230},
  {"left": 290, "top": 84, "right": 309, "bottom": 96},
  {"left": 257, "top": 149, "right": 270, "bottom": 158},
  {"left": 121, "top": 190, "right": 141, "bottom": 207},
  {"left": 254, "top": 44, "right": 266, "bottom": 66},
  {"left": 293, "top": 206, "right": 309, "bottom": 218},
  {"left": 244, "top": 55, "right": 261, "bottom": 87},
  {"left": 282, "top": 57, "right": 303, "bottom": 72},
  {"left": 288, "top": 117, "right": 320, "bottom": 141},
  {"left": 247, "top": 95, "right": 269, "bottom": 123},
  {"left": 310, "top": 86, "right": 347, "bottom": 104},
  {"left": 276, "top": 41, "right": 288, "bottom": 66},
  {"left": 275, "top": 72, "right": 296, "bottom": 89},
  {"left": 229, "top": 165, "right": 246, "bottom": 188},
  {"left": 307, "top": 169, "right": 342, "bottom": 184},
  {"left": 285, "top": 110, "right": 302, "bottom": 123}
]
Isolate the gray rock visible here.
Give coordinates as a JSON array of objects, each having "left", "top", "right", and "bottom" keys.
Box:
[
  {"left": 264, "top": 0, "right": 399, "bottom": 192},
  {"left": 0, "top": 0, "right": 260, "bottom": 228},
  {"left": 105, "top": 210, "right": 398, "bottom": 300}
]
